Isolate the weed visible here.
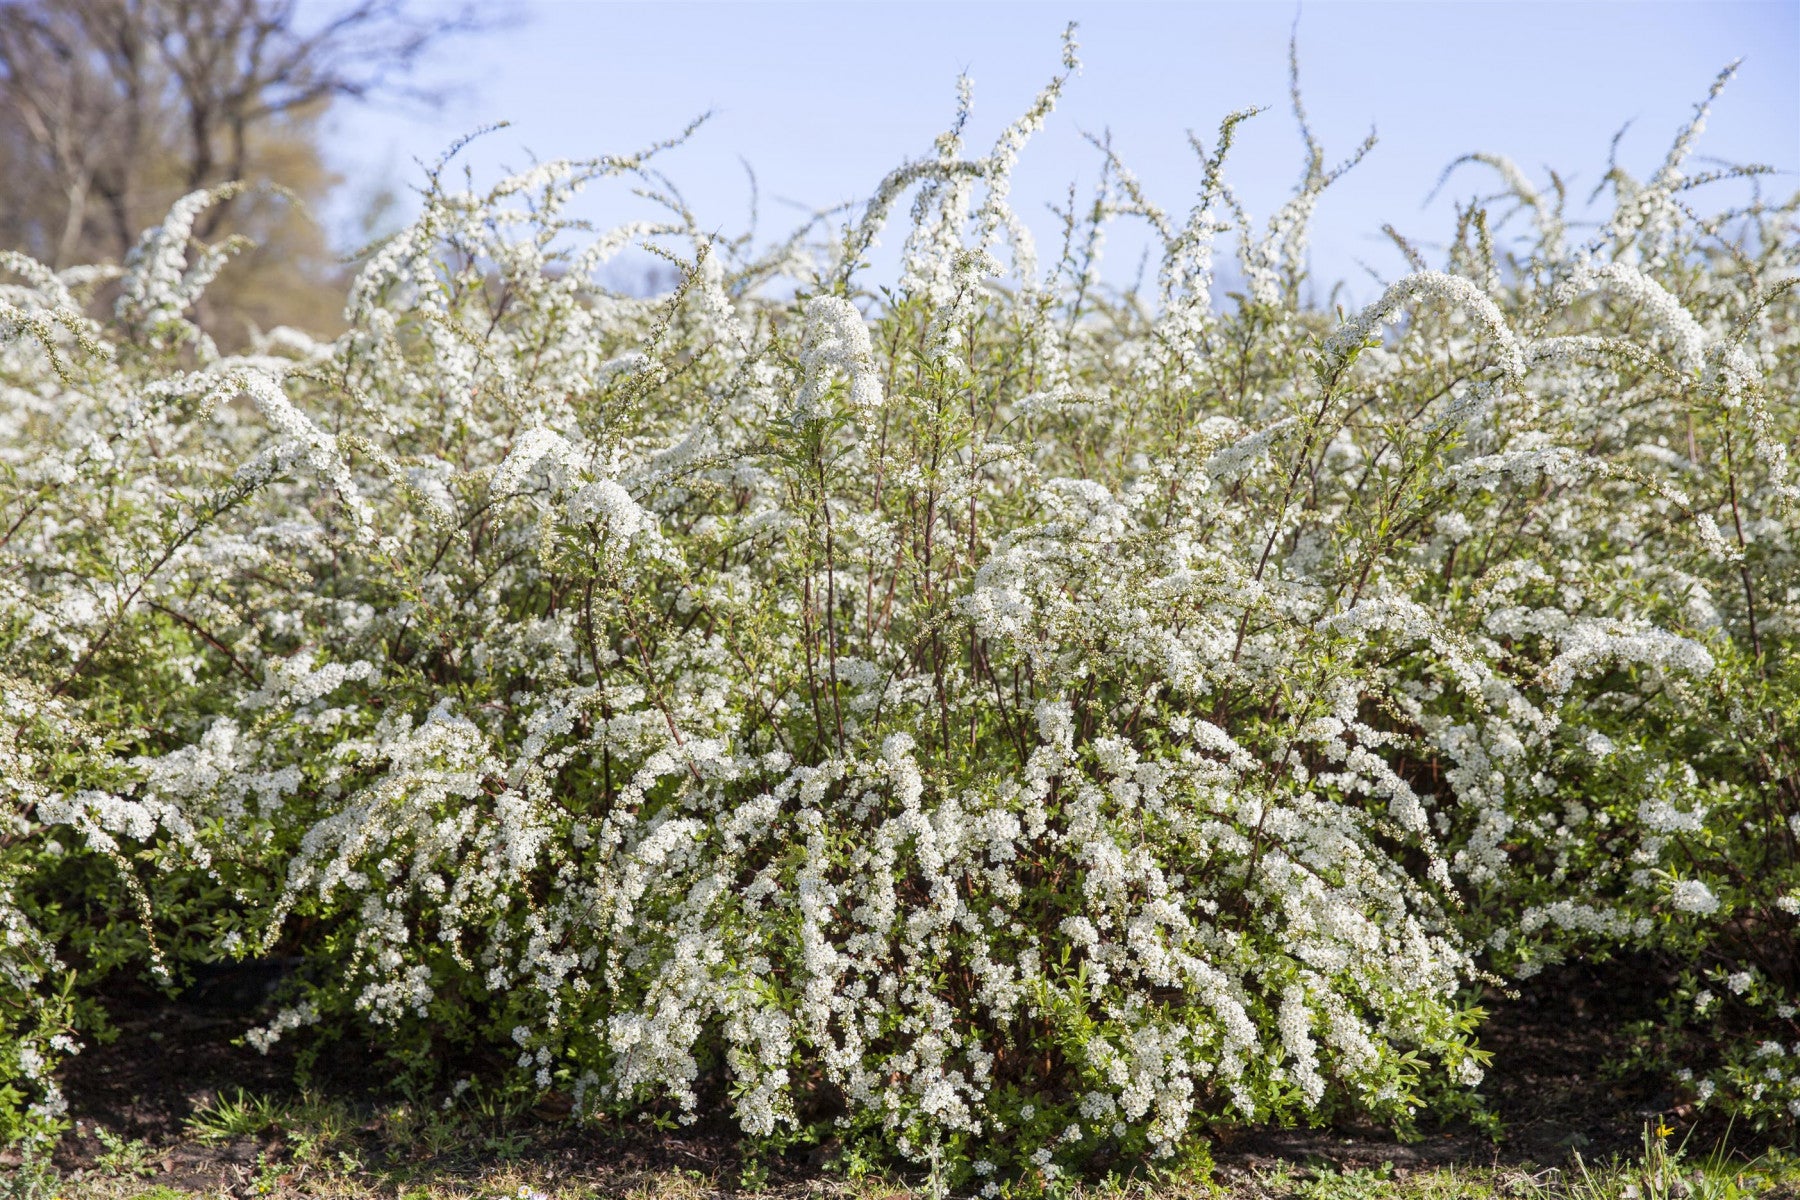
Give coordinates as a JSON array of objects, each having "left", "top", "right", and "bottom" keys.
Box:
[
  {"left": 89, "top": 1129, "right": 156, "bottom": 1179},
  {"left": 184, "top": 1090, "right": 292, "bottom": 1143}
]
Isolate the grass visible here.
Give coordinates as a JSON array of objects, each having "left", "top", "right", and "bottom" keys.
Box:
[{"left": 27, "top": 1107, "right": 1800, "bottom": 1200}]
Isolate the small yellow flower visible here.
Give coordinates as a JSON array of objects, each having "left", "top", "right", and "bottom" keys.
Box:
[{"left": 1655, "top": 1121, "right": 1674, "bottom": 1139}]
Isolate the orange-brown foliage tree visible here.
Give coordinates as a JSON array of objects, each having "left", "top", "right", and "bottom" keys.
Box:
[{"left": 0, "top": 0, "right": 481, "bottom": 343}]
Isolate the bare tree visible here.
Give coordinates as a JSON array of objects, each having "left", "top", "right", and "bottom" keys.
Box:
[{"left": 0, "top": 0, "right": 483, "bottom": 324}]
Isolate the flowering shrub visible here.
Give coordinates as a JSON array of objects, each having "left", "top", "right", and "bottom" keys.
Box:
[
  {"left": 1, "top": 28, "right": 1795, "bottom": 1182},
  {"left": 1439, "top": 69, "right": 1800, "bottom": 1127}
]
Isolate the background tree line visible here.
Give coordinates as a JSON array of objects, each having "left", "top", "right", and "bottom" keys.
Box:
[{"left": 0, "top": 0, "right": 482, "bottom": 345}]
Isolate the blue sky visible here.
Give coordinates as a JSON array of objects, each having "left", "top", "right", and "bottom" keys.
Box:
[{"left": 323, "top": 1, "right": 1800, "bottom": 302}]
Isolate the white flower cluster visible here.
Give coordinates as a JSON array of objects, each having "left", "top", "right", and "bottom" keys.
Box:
[{"left": 794, "top": 296, "right": 883, "bottom": 428}]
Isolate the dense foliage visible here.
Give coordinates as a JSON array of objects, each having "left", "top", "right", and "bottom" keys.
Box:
[{"left": 2, "top": 31, "right": 1795, "bottom": 1187}]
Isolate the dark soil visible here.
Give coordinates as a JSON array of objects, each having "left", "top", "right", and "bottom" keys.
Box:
[
  {"left": 34, "top": 954, "right": 1788, "bottom": 1194},
  {"left": 1214, "top": 954, "right": 1685, "bottom": 1174},
  {"left": 55, "top": 980, "right": 297, "bottom": 1149}
]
